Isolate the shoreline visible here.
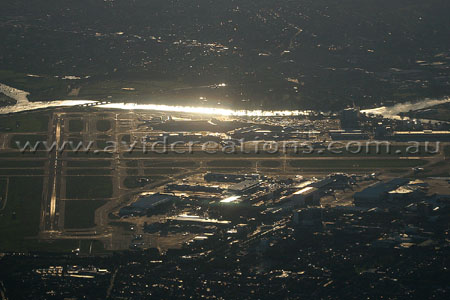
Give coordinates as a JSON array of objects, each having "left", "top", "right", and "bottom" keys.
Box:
[{"left": 1, "top": 82, "right": 449, "bottom": 122}]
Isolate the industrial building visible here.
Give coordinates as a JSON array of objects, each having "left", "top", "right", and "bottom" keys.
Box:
[
  {"left": 228, "top": 180, "right": 261, "bottom": 195},
  {"left": 284, "top": 186, "right": 321, "bottom": 207}
]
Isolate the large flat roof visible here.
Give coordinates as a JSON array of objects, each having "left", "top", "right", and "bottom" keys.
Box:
[
  {"left": 293, "top": 186, "right": 318, "bottom": 196},
  {"left": 228, "top": 180, "right": 260, "bottom": 192},
  {"left": 168, "top": 214, "right": 231, "bottom": 224},
  {"left": 131, "top": 193, "right": 177, "bottom": 209},
  {"left": 394, "top": 131, "right": 450, "bottom": 135}
]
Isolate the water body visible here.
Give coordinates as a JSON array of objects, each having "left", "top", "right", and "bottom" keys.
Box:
[
  {"left": 0, "top": 82, "right": 309, "bottom": 116},
  {"left": 1, "top": 82, "right": 449, "bottom": 120},
  {"left": 0, "top": 83, "right": 95, "bottom": 114},
  {"left": 97, "top": 102, "right": 310, "bottom": 117},
  {"left": 361, "top": 97, "right": 450, "bottom": 121}
]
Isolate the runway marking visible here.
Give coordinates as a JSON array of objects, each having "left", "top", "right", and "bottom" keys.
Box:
[{"left": 49, "top": 115, "right": 61, "bottom": 229}]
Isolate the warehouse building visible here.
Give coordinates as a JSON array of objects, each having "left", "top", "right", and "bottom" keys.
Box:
[
  {"left": 285, "top": 186, "right": 321, "bottom": 206},
  {"left": 228, "top": 180, "right": 261, "bottom": 195}
]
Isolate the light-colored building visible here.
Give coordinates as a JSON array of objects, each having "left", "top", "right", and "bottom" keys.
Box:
[{"left": 286, "top": 186, "right": 321, "bottom": 206}]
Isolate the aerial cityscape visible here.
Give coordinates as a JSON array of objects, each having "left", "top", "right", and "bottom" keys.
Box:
[{"left": 0, "top": 1, "right": 449, "bottom": 299}]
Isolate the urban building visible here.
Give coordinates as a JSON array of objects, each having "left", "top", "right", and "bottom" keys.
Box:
[
  {"left": 340, "top": 108, "right": 360, "bottom": 129},
  {"left": 285, "top": 187, "right": 321, "bottom": 206},
  {"left": 119, "top": 193, "right": 178, "bottom": 217},
  {"left": 228, "top": 180, "right": 261, "bottom": 195},
  {"left": 293, "top": 207, "right": 324, "bottom": 228}
]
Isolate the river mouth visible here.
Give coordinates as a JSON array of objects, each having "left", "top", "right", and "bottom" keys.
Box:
[
  {"left": 1, "top": 82, "right": 449, "bottom": 120},
  {"left": 361, "top": 97, "right": 450, "bottom": 120}
]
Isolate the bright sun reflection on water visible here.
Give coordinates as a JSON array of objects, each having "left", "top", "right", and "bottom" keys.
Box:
[
  {"left": 1, "top": 82, "right": 449, "bottom": 119},
  {"left": 99, "top": 102, "right": 309, "bottom": 117}
]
